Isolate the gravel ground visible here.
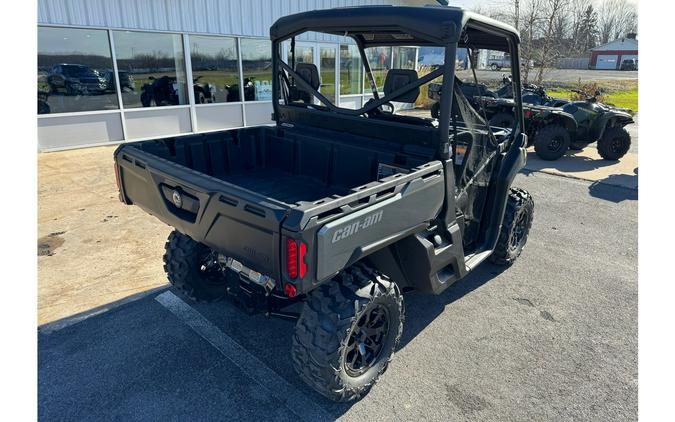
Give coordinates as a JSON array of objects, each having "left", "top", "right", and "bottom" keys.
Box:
[{"left": 38, "top": 171, "right": 637, "bottom": 421}]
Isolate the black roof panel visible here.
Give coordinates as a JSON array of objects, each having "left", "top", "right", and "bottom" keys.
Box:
[{"left": 270, "top": 5, "right": 519, "bottom": 49}]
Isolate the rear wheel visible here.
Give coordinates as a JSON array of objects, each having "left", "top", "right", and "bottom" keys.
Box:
[
  {"left": 163, "top": 230, "right": 228, "bottom": 302},
  {"left": 534, "top": 124, "right": 570, "bottom": 160},
  {"left": 292, "top": 263, "right": 404, "bottom": 402},
  {"left": 491, "top": 188, "right": 534, "bottom": 266},
  {"left": 597, "top": 126, "right": 631, "bottom": 160},
  {"left": 491, "top": 63, "right": 499, "bottom": 71}
]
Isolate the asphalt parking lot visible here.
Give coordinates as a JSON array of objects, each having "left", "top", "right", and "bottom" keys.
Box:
[{"left": 38, "top": 169, "right": 637, "bottom": 421}]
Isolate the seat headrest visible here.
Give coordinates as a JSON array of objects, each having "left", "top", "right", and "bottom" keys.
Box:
[
  {"left": 383, "top": 69, "right": 419, "bottom": 103},
  {"left": 295, "top": 63, "right": 321, "bottom": 90}
]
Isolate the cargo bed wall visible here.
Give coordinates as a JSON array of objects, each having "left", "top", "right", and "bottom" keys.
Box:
[{"left": 130, "top": 127, "right": 431, "bottom": 205}]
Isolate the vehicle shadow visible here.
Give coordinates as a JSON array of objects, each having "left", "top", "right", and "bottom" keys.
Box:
[
  {"left": 525, "top": 149, "right": 616, "bottom": 174},
  {"left": 399, "top": 263, "right": 506, "bottom": 348},
  {"left": 588, "top": 174, "right": 638, "bottom": 202},
  {"left": 38, "top": 263, "right": 505, "bottom": 420}
]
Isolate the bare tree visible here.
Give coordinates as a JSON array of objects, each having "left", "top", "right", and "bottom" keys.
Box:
[
  {"left": 534, "top": 0, "right": 569, "bottom": 83},
  {"left": 597, "top": 0, "right": 638, "bottom": 44}
]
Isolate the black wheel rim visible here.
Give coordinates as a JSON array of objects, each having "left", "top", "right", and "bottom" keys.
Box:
[
  {"left": 509, "top": 209, "right": 530, "bottom": 251},
  {"left": 198, "top": 249, "right": 226, "bottom": 286},
  {"left": 344, "top": 305, "right": 390, "bottom": 376},
  {"left": 547, "top": 136, "right": 564, "bottom": 152},
  {"left": 610, "top": 137, "right": 624, "bottom": 154}
]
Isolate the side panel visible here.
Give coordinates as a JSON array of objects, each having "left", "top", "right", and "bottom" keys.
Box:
[{"left": 315, "top": 172, "right": 444, "bottom": 281}]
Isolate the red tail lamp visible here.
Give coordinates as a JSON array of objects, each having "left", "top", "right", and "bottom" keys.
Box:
[
  {"left": 286, "top": 238, "right": 308, "bottom": 280},
  {"left": 286, "top": 238, "right": 298, "bottom": 279},
  {"left": 284, "top": 282, "right": 297, "bottom": 298},
  {"left": 299, "top": 242, "right": 307, "bottom": 278}
]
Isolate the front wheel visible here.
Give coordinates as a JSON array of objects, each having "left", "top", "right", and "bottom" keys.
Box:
[
  {"left": 491, "top": 188, "right": 534, "bottom": 266},
  {"left": 491, "top": 63, "right": 499, "bottom": 71},
  {"left": 534, "top": 124, "right": 571, "bottom": 161},
  {"left": 292, "top": 263, "right": 404, "bottom": 402},
  {"left": 597, "top": 126, "right": 631, "bottom": 160}
]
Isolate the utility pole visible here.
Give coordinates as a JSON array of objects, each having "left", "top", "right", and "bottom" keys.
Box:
[{"left": 514, "top": 0, "right": 520, "bottom": 30}]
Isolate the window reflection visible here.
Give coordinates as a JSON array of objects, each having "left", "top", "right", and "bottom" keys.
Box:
[
  {"left": 113, "top": 31, "right": 188, "bottom": 108},
  {"left": 393, "top": 47, "right": 417, "bottom": 70},
  {"left": 190, "top": 35, "right": 241, "bottom": 103},
  {"left": 240, "top": 39, "right": 272, "bottom": 101},
  {"left": 364, "top": 47, "right": 391, "bottom": 93},
  {"left": 339, "top": 45, "right": 362, "bottom": 95},
  {"left": 38, "top": 26, "right": 118, "bottom": 114}
]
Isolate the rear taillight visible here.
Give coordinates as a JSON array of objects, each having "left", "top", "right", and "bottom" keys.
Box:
[
  {"left": 286, "top": 238, "right": 308, "bottom": 280},
  {"left": 286, "top": 238, "right": 298, "bottom": 279}
]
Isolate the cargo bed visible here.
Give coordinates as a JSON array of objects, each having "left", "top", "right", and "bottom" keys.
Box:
[{"left": 114, "top": 125, "right": 443, "bottom": 280}]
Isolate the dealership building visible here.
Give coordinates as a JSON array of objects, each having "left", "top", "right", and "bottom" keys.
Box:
[{"left": 37, "top": 0, "right": 439, "bottom": 150}]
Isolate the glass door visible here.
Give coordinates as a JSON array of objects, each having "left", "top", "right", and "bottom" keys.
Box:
[
  {"left": 319, "top": 45, "right": 337, "bottom": 105},
  {"left": 283, "top": 42, "right": 339, "bottom": 106}
]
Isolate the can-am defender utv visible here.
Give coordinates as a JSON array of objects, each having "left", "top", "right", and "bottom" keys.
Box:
[{"left": 113, "top": 6, "right": 533, "bottom": 402}]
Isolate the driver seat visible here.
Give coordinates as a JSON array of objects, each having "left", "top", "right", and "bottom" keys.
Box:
[{"left": 291, "top": 63, "right": 320, "bottom": 103}]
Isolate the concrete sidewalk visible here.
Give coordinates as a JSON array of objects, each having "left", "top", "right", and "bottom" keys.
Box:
[{"left": 523, "top": 147, "right": 638, "bottom": 190}]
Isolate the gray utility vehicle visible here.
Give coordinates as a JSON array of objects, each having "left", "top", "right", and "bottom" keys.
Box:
[{"left": 113, "top": 6, "right": 534, "bottom": 402}]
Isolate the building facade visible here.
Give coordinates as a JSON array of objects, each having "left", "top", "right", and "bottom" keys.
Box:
[
  {"left": 37, "top": 0, "right": 433, "bottom": 150},
  {"left": 590, "top": 35, "right": 638, "bottom": 70}
]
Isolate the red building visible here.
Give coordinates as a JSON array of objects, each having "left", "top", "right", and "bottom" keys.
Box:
[{"left": 590, "top": 34, "right": 638, "bottom": 70}]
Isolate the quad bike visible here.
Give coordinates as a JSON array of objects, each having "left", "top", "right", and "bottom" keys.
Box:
[
  {"left": 224, "top": 77, "right": 256, "bottom": 102},
  {"left": 534, "top": 89, "right": 634, "bottom": 160},
  {"left": 429, "top": 80, "right": 578, "bottom": 161},
  {"left": 193, "top": 76, "right": 217, "bottom": 103},
  {"left": 140, "top": 75, "right": 180, "bottom": 107}
]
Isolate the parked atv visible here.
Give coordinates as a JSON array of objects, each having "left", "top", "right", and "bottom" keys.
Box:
[
  {"left": 430, "top": 80, "right": 578, "bottom": 161},
  {"left": 193, "top": 76, "right": 217, "bottom": 103},
  {"left": 224, "top": 77, "right": 256, "bottom": 102},
  {"left": 537, "top": 90, "right": 634, "bottom": 160},
  {"left": 140, "top": 75, "right": 180, "bottom": 107}
]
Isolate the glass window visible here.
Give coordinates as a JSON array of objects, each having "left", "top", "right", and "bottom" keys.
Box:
[
  {"left": 339, "top": 45, "right": 362, "bottom": 95},
  {"left": 113, "top": 31, "right": 188, "bottom": 108},
  {"left": 189, "top": 35, "right": 240, "bottom": 103},
  {"left": 240, "top": 39, "right": 273, "bottom": 102},
  {"left": 364, "top": 47, "right": 391, "bottom": 93},
  {"left": 38, "top": 26, "right": 118, "bottom": 114},
  {"left": 393, "top": 47, "right": 417, "bottom": 70}
]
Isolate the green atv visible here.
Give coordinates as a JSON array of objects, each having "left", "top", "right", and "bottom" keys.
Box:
[
  {"left": 479, "top": 91, "right": 633, "bottom": 161},
  {"left": 542, "top": 90, "right": 634, "bottom": 161}
]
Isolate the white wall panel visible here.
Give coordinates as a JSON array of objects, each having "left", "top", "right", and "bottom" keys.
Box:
[
  {"left": 196, "top": 104, "right": 244, "bottom": 132},
  {"left": 244, "top": 102, "right": 274, "bottom": 126},
  {"left": 124, "top": 108, "right": 192, "bottom": 139},
  {"left": 38, "top": 112, "right": 124, "bottom": 150}
]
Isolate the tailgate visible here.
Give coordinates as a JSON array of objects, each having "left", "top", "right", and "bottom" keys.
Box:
[{"left": 114, "top": 146, "right": 289, "bottom": 278}]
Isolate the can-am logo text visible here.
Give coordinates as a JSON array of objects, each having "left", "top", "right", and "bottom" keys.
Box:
[{"left": 331, "top": 210, "right": 383, "bottom": 243}]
